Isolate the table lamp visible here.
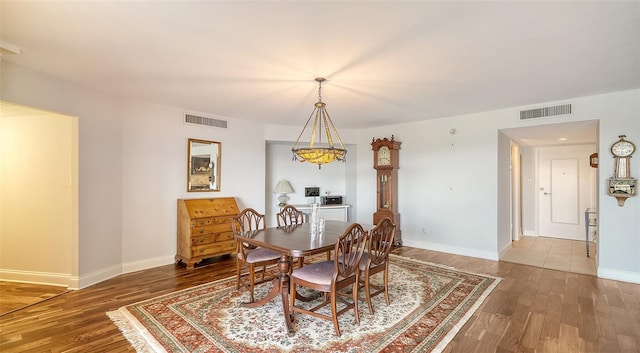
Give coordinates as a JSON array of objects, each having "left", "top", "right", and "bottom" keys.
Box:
[{"left": 273, "top": 180, "right": 295, "bottom": 206}]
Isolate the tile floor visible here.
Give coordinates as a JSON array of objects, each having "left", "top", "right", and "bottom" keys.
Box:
[{"left": 500, "top": 236, "right": 596, "bottom": 276}]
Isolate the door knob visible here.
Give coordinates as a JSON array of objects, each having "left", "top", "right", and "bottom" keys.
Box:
[{"left": 544, "top": 192, "right": 551, "bottom": 195}]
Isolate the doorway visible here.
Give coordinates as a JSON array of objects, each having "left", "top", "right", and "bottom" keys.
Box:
[
  {"left": 501, "top": 120, "right": 598, "bottom": 275},
  {"left": 0, "top": 101, "right": 78, "bottom": 287},
  {"left": 537, "top": 145, "right": 596, "bottom": 240}
]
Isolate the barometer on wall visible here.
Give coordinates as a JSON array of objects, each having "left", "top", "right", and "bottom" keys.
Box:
[
  {"left": 607, "top": 135, "right": 637, "bottom": 206},
  {"left": 372, "top": 136, "right": 402, "bottom": 245}
]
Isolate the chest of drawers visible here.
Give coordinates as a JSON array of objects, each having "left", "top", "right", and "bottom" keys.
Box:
[{"left": 176, "top": 197, "right": 239, "bottom": 269}]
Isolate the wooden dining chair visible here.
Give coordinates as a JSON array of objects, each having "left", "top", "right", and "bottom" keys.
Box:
[
  {"left": 289, "top": 223, "right": 369, "bottom": 336},
  {"left": 359, "top": 217, "right": 396, "bottom": 314},
  {"left": 276, "top": 205, "right": 305, "bottom": 227},
  {"left": 276, "top": 205, "right": 307, "bottom": 268},
  {"left": 277, "top": 205, "right": 332, "bottom": 265},
  {"left": 232, "top": 208, "right": 281, "bottom": 303}
]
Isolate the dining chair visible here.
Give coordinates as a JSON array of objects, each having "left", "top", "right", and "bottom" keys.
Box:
[
  {"left": 276, "top": 205, "right": 305, "bottom": 227},
  {"left": 359, "top": 217, "right": 396, "bottom": 314},
  {"left": 277, "top": 205, "right": 332, "bottom": 265},
  {"left": 289, "top": 223, "right": 369, "bottom": 336},
  {"left": 276, "top": 205, "right": 307, "bottom": 268},
  {"left": 232, "top": 208, "right": 281, "bottom": 303}
]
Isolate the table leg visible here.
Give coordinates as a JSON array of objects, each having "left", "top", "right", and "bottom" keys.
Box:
[
  {"left": 276, "top": 255, "right": 296, "bottom": 336},
  {"left": 241, "top": 255, "right": 295, "bottom": 335}
]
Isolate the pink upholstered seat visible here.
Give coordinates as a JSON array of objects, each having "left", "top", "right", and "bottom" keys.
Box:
[
  {"left": 289, "top": 223, "right": 368, "bottom": 336},
  {"left": 233, "top": 208, "right": 280, "bottom": 303}
]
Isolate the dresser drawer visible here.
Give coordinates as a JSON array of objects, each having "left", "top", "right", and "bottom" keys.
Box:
[
  {"left": 190, "top": 215, "right": 234, "bottom": 228},
  {"left": 191, "top": 240, "right": 237, "bottom": 257},
  {"left": 190, "top": 223, "right": 233, "bottom": 236},
  {"left": 191, "top": 232, "right": 234, "bottom": 246},
  {"left": 216, "top": 231, "right": 234, "bottom": 242},
  {"left": 191, "top": 234, "right": 215, "bottom": 246}
]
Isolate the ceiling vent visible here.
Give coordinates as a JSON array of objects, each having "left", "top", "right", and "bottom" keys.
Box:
[
  {"left": 520, "top": 103, "right": 572, "bottom": 120},
  {"left": 184, "top": 113, "right": 228, "bottom": 128}
]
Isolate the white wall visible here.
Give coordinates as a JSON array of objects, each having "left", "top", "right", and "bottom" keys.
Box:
[
  {"left": 265, "top": 141, "right": 349, "bottom": 227},
  {"left": 360, "top": 91, "right": 639, "bottom": 282},
  {"left": 521, "top": 146, "right": 536, "bottom": 235},
  {"left": 0, "top": 109, "right": 78, "bottom": 287},
  {"left": 1, "top": 61, "right": 122, "bottom": 289},
  {"left": 3, "top": 60, "right": 639, "bottom": 285},
  {"left": 120, "top": 102, "right": 267, "bottom": 272}
]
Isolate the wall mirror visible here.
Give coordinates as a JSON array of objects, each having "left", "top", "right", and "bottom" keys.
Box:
[{"left": 187, "top": 138, "right": 221, "bottom": 192}]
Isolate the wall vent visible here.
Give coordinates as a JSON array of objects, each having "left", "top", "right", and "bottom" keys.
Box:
[
  {"left": 520, "top": 104, "right": 572, "bottom": 120},
  {"left": 184, "top": 113, "right": 228, "bottom": 128}
]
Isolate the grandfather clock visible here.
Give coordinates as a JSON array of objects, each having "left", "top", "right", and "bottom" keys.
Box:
[{"left": 372, "top": 136, "right": 402, "bottom": 245}]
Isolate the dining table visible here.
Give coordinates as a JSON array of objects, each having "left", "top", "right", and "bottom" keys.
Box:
[{"left": 234, "top": 220, "right": 371, "bottom": 335}]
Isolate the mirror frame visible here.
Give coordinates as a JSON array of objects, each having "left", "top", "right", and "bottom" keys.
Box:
[{"left": 187, "top": 138, "right": 221, "bottom": 192}]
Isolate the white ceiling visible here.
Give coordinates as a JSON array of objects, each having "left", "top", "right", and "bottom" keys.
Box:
[{"left": 1, "top": 1, "right": 638, "bottom": 145}]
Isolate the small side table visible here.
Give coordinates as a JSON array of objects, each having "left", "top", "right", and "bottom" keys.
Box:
[{"left": 584, "top": 208, "right": 597, "bottom": 257}]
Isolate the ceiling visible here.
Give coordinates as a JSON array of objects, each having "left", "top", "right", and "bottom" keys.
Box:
[{"left": 1, "top": 1, "right": 638, "bottom": 145}]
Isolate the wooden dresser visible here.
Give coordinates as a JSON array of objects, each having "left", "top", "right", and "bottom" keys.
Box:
[{"left": 176, "top": 197, "right": 240, "bottom": 269}]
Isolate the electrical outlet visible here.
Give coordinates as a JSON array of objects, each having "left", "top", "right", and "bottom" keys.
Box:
[{"left": 422, "top": 227, "right": 427, "bottom": 234}]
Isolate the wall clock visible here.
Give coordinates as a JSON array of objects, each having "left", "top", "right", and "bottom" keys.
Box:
[
  {"left": 371, "top": 136, "right": 402, "bottom": 245},
  {"left": 607, "top": 135, "right": 637, "bottom": 206}
]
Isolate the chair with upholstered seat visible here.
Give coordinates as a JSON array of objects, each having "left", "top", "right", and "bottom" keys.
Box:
[
  {"left": 277, "top": 204, "right": 332, "bottom": 265},
  {"left": 289, "top": 223, "right": 368, "bottom": 336},
  {"left": 359, "top": 217, "right": 396, "bottom": 314},
  {"left": 276, "top": 205, "right": 306, "bottom": 268},
  {"left": 276, "top": 205, "right": 305, "bottom": 227},
  {"left": 232, "top": 208, "right": 281, "bottom": 303}
]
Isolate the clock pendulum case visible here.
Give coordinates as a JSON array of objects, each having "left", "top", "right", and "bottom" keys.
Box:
[
  {"left": 371, "top": 136, "right": 402, "bottom": 245},
  {"left": 607, "top": 135, "right": 637, "bottom": 206}
]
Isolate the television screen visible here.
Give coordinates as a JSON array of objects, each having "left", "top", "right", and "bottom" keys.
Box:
[{"left": 305, "top": 187, "right": 320, "bottom": 197}]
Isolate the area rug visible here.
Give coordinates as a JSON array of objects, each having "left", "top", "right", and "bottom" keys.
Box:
[{"left": 107, "top": 254, "right": 500, "bottom": 353}]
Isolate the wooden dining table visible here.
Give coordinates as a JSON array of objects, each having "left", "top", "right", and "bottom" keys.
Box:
[{"left": 234, "top": 220, "right": 369, "bottom": 335}]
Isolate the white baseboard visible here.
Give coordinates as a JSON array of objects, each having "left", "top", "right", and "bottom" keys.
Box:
[
  {"left": 0, "top": 269, "right": 70, "bottom": 287},
  {"left": 2, "top": 255, "right": 178, "bottom": 290},
  {"left": 499, "top": 242, "right": 512, "bottom": 258},
  {"left": 77, "top": 264, "right": 122, "bottom": 289},
  {"left": 403, "top": 239, "right": 499, "bottom": 261},
  {"left": 523, "top": 230, "right": 537, "bottom": 236},
  {"left": 77, "top": 256, "right": 175, "bottom": 289},
  {"left": 598, "top": 266, "right": 640, "bottom": 284},
  {"left": 122, "top": 255, "right": 175, "bottom": 274}
]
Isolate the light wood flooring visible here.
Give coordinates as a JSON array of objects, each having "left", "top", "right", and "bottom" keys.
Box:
[
  {"left": 0, "top": 282, "right": 69, "bottom": 316},
  {"left": 1, "top": 247, "right": 639, "bottom": 353},
  {"left": 501, "top": 236, "right": 597, "bottom": 276}
]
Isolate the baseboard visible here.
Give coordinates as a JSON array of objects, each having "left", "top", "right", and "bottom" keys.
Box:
[
  {"left": 499, "top": 242, "right": 512, "bottom": 258},
  {"left": 523, "top": 230, "right": 537, "bottom": 236},
  {"left": 0, "top": 269, "right": 71, "bottom": 288},
  {"left": 597, "top": 266, "right": 640, "bottom": 284},
  {"left": 403, "top": 239, "right": 499, "bottom": 261},
  {"left": 122, "top": 255, "right": 175, "bottom": 274},
  {"left": 3, "top": 255, "right": 191, "bottom": 290},
  {"left": 77, "top": 264, "right": 122, "bottom": 289}
]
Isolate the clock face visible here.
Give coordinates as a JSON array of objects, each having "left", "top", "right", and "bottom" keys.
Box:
[
  {"left": 377, "top": 146, "right": 391, "bottom": 166},
  {"left": 612, "top": 140, "right": 635, "bottom": 157}
]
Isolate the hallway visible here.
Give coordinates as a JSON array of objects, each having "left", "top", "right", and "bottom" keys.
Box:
[{"left": 501, "top": 236, "right": 596, "bottom": 276}]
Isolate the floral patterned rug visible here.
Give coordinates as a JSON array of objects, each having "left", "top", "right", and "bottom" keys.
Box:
[{"left": 107, "top": 255, "right": 500, "bottom": 353}]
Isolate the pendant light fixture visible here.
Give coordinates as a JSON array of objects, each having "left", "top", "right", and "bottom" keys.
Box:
[{"left": 292, "top": 77, "right": 347, "bottom": 169}]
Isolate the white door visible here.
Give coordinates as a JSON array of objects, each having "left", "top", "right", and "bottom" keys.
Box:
[{"left": 537, "top": 145, "right": 595, "bottom": 240}]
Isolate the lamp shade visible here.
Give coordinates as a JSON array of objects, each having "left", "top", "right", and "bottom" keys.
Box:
[{"left": 273, "top": 180, "right": 294, "bottom": 194}]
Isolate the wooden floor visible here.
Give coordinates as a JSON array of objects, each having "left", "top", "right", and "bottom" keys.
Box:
[
  {"left": 1, "top": 247, "right": 639, "bottom": 353},
  {"left": 0, "top": 282, "right": 69, "bottom": 316}
]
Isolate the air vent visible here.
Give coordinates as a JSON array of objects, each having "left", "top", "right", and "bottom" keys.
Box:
[
  {"left": 184, "top": 113, "right": 227, "bottom": 128},
  {"left": 520, "top": 104, "right": 572, "bottom": 120}
]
